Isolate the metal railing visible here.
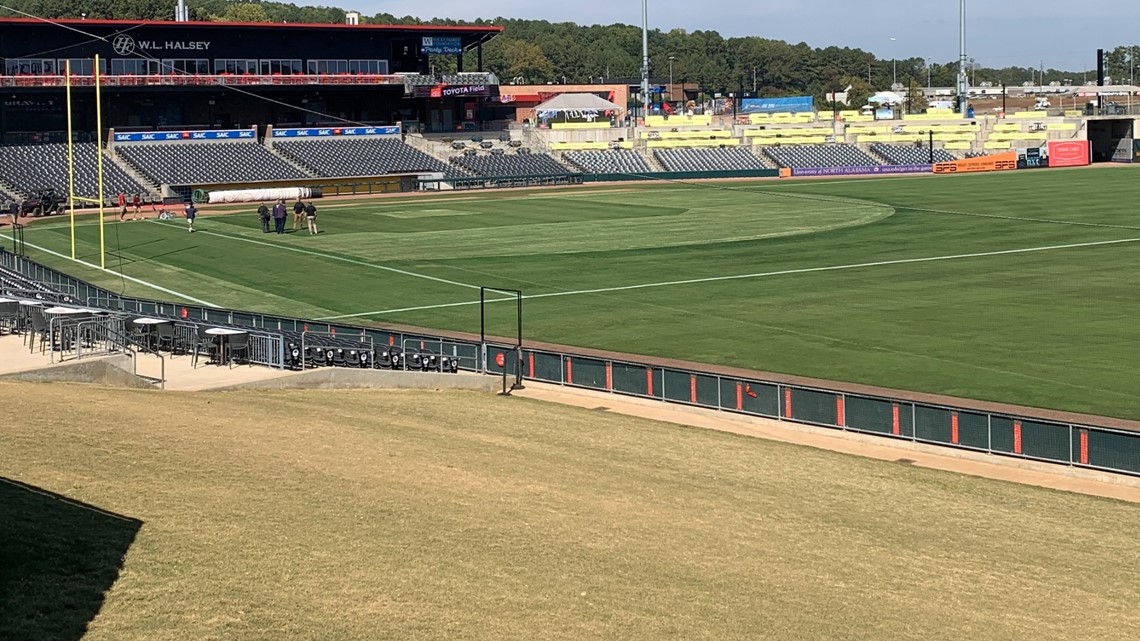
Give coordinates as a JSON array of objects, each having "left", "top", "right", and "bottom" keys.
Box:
[{"left": 482, "top": 344, "right": 1140, "bottom": 478}]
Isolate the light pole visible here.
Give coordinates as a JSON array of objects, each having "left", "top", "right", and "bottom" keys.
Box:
[
  {"left": 640, "top": 0, "right": 650, "bottom": 121},
  {"left": 926, "top": 58, "right": 932, "bottom": 88},
  {"left": 890, "top": 37, "right": 897, "bottom": 87},
  {"left": 668, "top": 55, "right": 675, "bottom": 102}
]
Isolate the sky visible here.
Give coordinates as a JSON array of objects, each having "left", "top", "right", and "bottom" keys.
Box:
[{"left": 355, "top": 0, "right": 1138, "bottom": 71}]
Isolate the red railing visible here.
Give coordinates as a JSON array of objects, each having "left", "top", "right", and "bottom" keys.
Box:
[{"left": 0, "top": 74, "right": 413, "bottom": 88}]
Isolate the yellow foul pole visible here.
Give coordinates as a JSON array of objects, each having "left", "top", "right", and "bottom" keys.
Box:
[
  {"left": 94, "top": 54, "right": 105, "bottom": 269},
  {"left": 65, "top": 60, "right": 76, "bottom": 259}
]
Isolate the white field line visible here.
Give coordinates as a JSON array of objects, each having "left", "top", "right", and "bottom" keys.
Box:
[
  {"left": 21, "top": 239, "right": 219, "bottom": 307},
  {"left": 319, "top": 236, "right": 1140, "bottom": 320},
  {"left": 152, "top": 220, "right": 482, "bottom": 291}
]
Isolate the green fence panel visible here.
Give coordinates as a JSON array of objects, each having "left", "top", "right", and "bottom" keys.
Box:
[
  {"left": 485, "top": 347, "right": 519, "bottom": 377},
  {"left": 898, "top": 403, "right": 914, "bottom": 438},
  {"left": 1086, "top": 429, "right": 1140, "bottom": 475},
  {"left": 570, "top": 356, "right": 607, "bottom": 390},
  {"left": 694, "top": 374, "right": 720, "bottom": 408},
  {"left": 649, "top": 368, "right": 664, "bottom": 399},
  {"left": 710, "top": 380, "right": 780, "bottom": 417},
  {"left": 790, "top": 388, "right": 837, "bottom": 426},
  {"left": 845, "top": 395, "right": 895, "bottom": 434},
  {"left": 914, "top": 405, "right": 953, "bottom": 445},
  {"left": 530, "top": 351, "right": 563, "bottom": 383},
  {"left": 662, "top": 369, "right": 694, "bottom": 404},
  {"left": 612, "top": 363, "right": 650, "bottom": 397},
  {"left": 1020, "top": 419, "right": 1071, "bottom": 463},
  {"left": 957, "top": 411, "right": 990, "bottom": 450},
  {"left": 746, "top": 382, "right": 780, "bottom": 417},
  {"left": 990, "top": 416, "right": 1015, "bottom": 454}
]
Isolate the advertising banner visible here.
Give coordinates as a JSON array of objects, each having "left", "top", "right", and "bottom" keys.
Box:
[
  {"left": 1017, "top": 147, "right": 1047, "bottom": 169},
  {"left": 113, "top": 129, "right": 254, "bottom": 142},
  {"left": 931, "top": 151, "right": 1018, "bottom": 174},
  {"left": 421, "top": 36, "right": 462, "bottom": 55},
  {"left": 1045, "top": 140, "right": 1091, "bottom": 167},
  {"left": 791, "top": 164, "right": 931, "bottom": 178},
  {"left": 740, "top": 96, "right": 814, "bottom": 114},
  {"left": 413, "top": 84, "right": 500, "bottom": 98},
  {"left": 271, "top": 126, "right": 400, "bottom": 138}
]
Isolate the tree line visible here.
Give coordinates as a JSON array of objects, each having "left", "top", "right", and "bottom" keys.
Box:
[{"left": 3, "top": 0, "right": 1135, "bottom": 107}]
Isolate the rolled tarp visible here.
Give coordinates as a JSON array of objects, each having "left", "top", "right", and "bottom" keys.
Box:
[{"left": 206, "top": 187, "right": 315, "bottom": 204}]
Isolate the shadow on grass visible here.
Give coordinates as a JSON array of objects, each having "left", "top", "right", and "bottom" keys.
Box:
[{"left": 0, "top": 477, "right": 142, "bottom": 641}]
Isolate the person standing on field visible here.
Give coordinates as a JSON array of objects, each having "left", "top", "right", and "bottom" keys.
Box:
[
  {"left": 184, "top": 202, "right": 197, "bottom": 232},
  {"left": 273, "top": 199, "right": 287, "bottom": 234},
  {"left": 117, "top": 192, "right": 128, "bottom": 221},
  {"left": 292, "top": 198, "right": 305, "bottom": 232},
  {"left": 257, "top": 202, "right": 271, "bottom": 233},
  {"left": 304, "top": 201, "right": 318, "bottom": 235}
]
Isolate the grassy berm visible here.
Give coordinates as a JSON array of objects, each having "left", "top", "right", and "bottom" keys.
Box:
[{"left": 3, "top": 381, "right": 1139, "bottom": 641}]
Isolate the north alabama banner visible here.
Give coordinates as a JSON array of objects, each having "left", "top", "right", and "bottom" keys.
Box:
[{"left": 932, "top": 151, "right": 1018, "bottom": 174}]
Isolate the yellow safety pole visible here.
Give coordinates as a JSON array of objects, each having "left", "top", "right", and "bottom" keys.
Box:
[
  {"left": 65, "top": 59, "right": 76, "bottom": 259},
  {"left": 94, "top": 54, "right": 105, "bottom": 269}
]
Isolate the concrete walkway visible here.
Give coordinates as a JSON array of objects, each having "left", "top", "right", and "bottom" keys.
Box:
[
  {"left": 0, "top": 333, "right": 497, "bottom": 392},
  {"left": 0, "top": 332, "right": 301, "bottom": 390}
]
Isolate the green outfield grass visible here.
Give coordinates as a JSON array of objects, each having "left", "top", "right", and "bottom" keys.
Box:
[{"left": 17, "top": 166, "right": 1140, "bottom": 419}]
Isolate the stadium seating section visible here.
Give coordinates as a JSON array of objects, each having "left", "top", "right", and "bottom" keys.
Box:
[
  {"left": 870, "top": 144, "right": 956, "bottom": 165},
  {"left": 763, "top": 144, "right": 881, "bottom": 169},
  {"left": 450, "top": 152, "right": 569, "bottom": 177},
  {"left": 653, "top": 148, "right": 768, "bottom": 172},
  {"left": 562, "top": 150, "right": 651, "bottom": 174},
  {"left": 116, "top": 141, "right": 308, "bottom": 186},
  {"left": 0, "top": 143, "right": 151, "bottom": 199},
  {"left": 273, "top": 138, "right": 466, "bottom": 179}
]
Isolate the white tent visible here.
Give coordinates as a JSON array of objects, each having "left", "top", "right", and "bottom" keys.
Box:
[
  {"left": 868, "top": 91, "right": 903, "bottom": 105},
  {"left": 533, "top": 92, "right": 624, "bottom": 113}
]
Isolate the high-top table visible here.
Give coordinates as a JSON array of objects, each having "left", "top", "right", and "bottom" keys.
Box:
[{"left": 204, "top": 327, "right": 247, "bottom": 365}]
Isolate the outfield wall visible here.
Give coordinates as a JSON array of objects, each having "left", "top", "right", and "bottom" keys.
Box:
[{"left": 4, "top": 248, "right": 1139, "bottom": 478}]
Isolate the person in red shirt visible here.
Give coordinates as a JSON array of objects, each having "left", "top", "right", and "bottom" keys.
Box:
[{"left": 117, "top": 192, "right": 127, "bottom": 221}]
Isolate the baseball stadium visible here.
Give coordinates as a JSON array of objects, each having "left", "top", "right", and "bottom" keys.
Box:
[{"left": 4, "top": 5, "right": 1140, "bottom": 641}]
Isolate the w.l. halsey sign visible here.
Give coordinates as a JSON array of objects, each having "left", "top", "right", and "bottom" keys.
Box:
[{"left": 111, "top": 34, "right": 210, "bottom": 56}]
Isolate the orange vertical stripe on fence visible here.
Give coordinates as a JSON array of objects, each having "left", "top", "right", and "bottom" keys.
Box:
[
  {"left": 784, "top": 388, "right": 792, "bottom": 418},
  {"left": 891, "top": 404, "right": 900, "bottom": 435},
  {"left": 1080, "top": 431, "right": 1089, "bottom": 465},
  {"left": 646, "top": 368, "right": 654, "bottom": 396},
  {"left": 388, "top": 335, "right": 394, "bottom": 346},
  {"left": 736, "top": 383, "right": 743, "bottom": 411},
  {"left": 605, "top": 362, "right": 613, "bottom": 390},
  {"left": 1013, "top": 421, "right": 1023, "bottom": 454},
  {"left": 565, "top": 358, "right": 573, "bottom": 385},
  {"left": 951, "top": 412, "right": 959, "bottom": 445},
  {"left": 528, "top": 353, "right": 535, "bottom": 378},
  {"left": 689, "top": 375, "right": 697, "bottom": 403},
  {"left": 836, "top": 396, "right": 845, "bottom": 427}
]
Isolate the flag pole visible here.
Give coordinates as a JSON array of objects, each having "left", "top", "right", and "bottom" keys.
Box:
[
  {"left": 94, "top": 54, "right": 105, "bottom": 269},
  {"left": 66, "top": 59, "right": 76, "bottom": 259}
]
